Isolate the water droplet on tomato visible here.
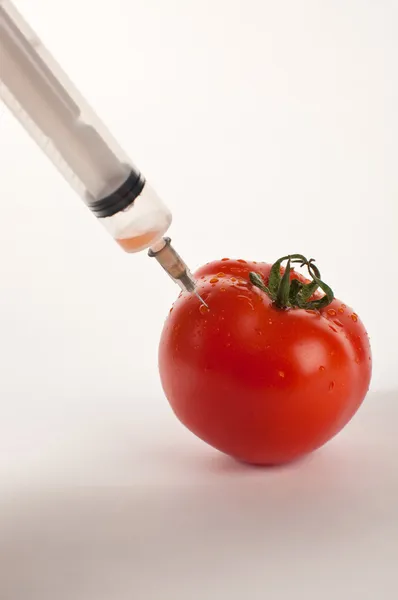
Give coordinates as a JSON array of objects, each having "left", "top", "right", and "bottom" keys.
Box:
[
  {"left": 221, "top": 258, "right": 229, "bottom": 261},
  {"left": 278, "top": 371, "right": 285, "bottom": 378},
  {"left": 351, "top": 313, "right": 358, "bottom": 322},
  {"left": 342, "top": 304, "right": 347, "bottom": 309},
  {"left": 199, "top": 304, "right": 209, "bottom": 315},
  {"left": 338, "top": 308, "right": 344, "bottom": 314},
  {"left": 253, "top": 261, "right": 258, "bottom": 264},
  {"left": 355, "top": 358, "right": 360, "bottom": 364},
  {"left": 237, "top": 259, "right": 247, "bottom": 263},
  {"left": 231, "top": 277, "right": 237, "bottom": 282},
  {"left": 220, "top": 287, "right": 226, "bottom": 292},
  {"left": 210, "top": 277, "right": 219, "bottom": 284},
  {"left": 268, "top": 319, "right": 273, "bottom": 325},
  {"left": 327, "top": 309, "right": 337, "bottom": 316},
  {"left": 329, "top": 381, "right": 335, "bottom": 391},
  {"left": 217, "top": 272, "right": 226, "bottom": 278},
  {"left": 334, "top": 320, "right": 343, "bottom": 327},
  {"left": 169, "top": 307, "right": 173, "bottom": 313},
  {"left": 319, "top": 366, "right": 325, "bottom": 372},
  {"left": 329, "top": 325, "right": 338, "bottom": 333}
]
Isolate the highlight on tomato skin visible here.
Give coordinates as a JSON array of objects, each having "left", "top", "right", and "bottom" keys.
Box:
[{"left": 158, "top": 255, "right": 372, "bottom": 466}]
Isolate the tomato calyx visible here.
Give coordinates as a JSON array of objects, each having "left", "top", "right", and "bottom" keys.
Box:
[{"left": 249, "top": 254, "right": 334, "bottom": 310}]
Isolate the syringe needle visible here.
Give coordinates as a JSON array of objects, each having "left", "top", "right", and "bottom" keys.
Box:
[
  {"left": 0, "top": 2, "right": 201, "bottom": 301},
  {"left": 194, "top": 291, "right": 208, "bottom": 307},
  {"left": 148, "top": 237, "right": 207, "bottom": 303}
]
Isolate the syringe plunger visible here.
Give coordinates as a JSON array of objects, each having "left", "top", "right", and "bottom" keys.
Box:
[
  {"left": 0, "top": 0, "right": 201, "bottom": 295},
  {"left": 0, "top": 0, "right": 171, "bottom": 250}
]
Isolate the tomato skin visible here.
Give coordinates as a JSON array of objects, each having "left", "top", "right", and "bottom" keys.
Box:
[{"left": 159, "top": 259, "right": 372, "bottom": 465}]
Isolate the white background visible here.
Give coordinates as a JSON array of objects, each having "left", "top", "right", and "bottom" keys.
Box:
[{"left": 0, "top": 1, "right": 397, "bottom": 599}]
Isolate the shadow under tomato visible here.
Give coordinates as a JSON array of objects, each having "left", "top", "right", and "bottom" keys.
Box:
[
  {"left": 0, "top": 390, "right": 396, "bottom": 600},
  {"left": 202, "top": 449, "right": 315, "bottom": 474}
]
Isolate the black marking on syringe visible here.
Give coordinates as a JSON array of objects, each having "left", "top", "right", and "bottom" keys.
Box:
[{"left": 88, "top": 168, "right": 145, "bottom": 218}]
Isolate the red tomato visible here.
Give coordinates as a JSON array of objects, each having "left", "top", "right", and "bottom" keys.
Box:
[{"left": 158, "top": 257, "right": 372, "bottom": 465}]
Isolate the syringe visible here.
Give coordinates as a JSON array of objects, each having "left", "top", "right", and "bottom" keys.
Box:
[{"left": 0, "top": 0, "right": 205, "bottom": 302}]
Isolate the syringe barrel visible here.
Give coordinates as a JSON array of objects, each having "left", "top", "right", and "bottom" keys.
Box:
[{"left": 0, "top": 0, "right": 171, "bottom": 251}]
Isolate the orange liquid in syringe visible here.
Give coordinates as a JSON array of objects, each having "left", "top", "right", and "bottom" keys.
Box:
[{"left": 116, "top": 231, "right": 159, "bottom": 253}]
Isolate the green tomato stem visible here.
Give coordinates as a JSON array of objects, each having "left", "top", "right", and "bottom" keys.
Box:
[{"left": 249, "top": 255, "right": 334, "bottom": 310}]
